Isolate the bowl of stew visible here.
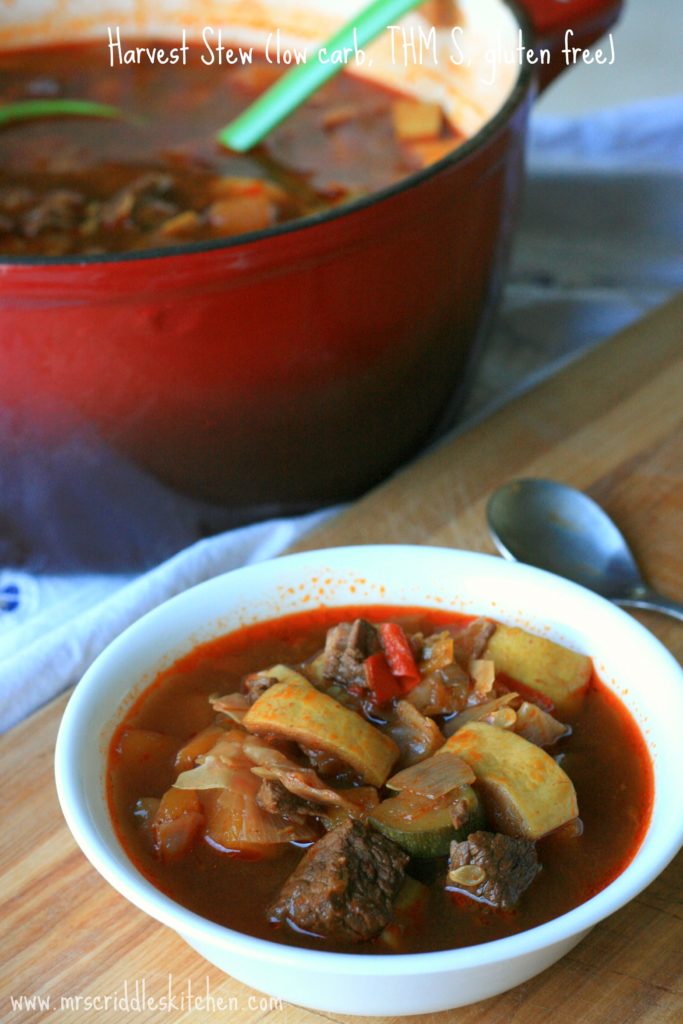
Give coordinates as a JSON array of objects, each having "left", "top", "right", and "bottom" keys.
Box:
[
  {"left": 1, "top": 0, "right": 622, "bottom": 520},
  {"left": 55, "top": 545, "right": 683, "bottom": 1015}
]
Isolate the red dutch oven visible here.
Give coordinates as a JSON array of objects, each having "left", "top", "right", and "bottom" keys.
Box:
[{"left": 1, "top": 0, "right": 622, "bottom": 523}]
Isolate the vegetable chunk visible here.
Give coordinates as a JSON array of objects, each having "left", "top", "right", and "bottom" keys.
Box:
[
  {"left": 392, "top": 99, "right": 443, "bottom": 141},
  {"left": 371, "top": 785, "right": 483, "bottom": 858},
  {"left": 243, "top": 667, "right": 399, "bottom": 786},
  {"left": 485, "top": 625, "right": 591, "bottom": 713},
  {"left": 442, "top": 722, "right": 578, "bottom": 839}
]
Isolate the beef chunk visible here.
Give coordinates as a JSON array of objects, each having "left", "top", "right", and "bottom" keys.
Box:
[
  {"left": 448, "top": 831, "right": 539, "bottom": 910},
  {"left": 256, "top": 779, "right": 318, "bottom": 826},
  {"left": 270, "top": 819, "right": 408, "bottom": 942},
  {"left": 451, "top": 618, "right": 496, "bottom": 665},
  {"left": 323, "top": 619, "right": 379, "bottom": 689},
  {"left": 22, "top": 189, "right": 85, "bottom": 237},
  {"left": 243, "top": 673, "right": 279, "bottom": 704}
]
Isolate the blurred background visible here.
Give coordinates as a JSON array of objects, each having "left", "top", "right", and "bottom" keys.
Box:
[{"left": 538, "top": 0, "right": 682, "bottom": 115}]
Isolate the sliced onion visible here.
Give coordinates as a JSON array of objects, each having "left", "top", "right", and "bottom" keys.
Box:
[
  {"left": 443, "top": 692, "right": 519, "bottom": 737},
  {"left": 485, "top": 706, "right": 517, "bottom": 730},
  {"left": 175, "top": 724, "right": 227, "bottom": 774},
  {"left": 387, "top": 750, "right": 475, "bottom": 797},
  {"left": 469, "top": 659, "right": 495, "bottom": 698},
  {"left": 174, "top": 728, "right": 322, "bottom": 844}
]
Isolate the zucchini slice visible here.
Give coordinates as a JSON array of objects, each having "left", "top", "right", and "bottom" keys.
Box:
[{"left": 370, "top": 785, "right": 483, "bottom": 858}]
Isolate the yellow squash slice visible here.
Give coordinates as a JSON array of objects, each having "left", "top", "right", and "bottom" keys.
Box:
[
  {"left": 485, "top": 625, "right": 591, "bottom": 713},
  {"left": 243, "top": 667, "right": 399, "bottom": 786},
  {"left": 442, "top": 721, "right": 578, "bottom": 839}
]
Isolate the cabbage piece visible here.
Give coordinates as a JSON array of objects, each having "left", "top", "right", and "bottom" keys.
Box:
[
  {"left": 202, "top": 771, "right": 315, "bottom": 850},
  {"left": 175, "top": 729, "right": 354, "bottom": 839},
  {"left": 443, "top": 721, "right": 578, "bottom": 839},
  {"left": 175, "top": 724, "right": 226, "bottom": 774},
  {"left": 386, "top": 750, "right": 475, "bottom": 798},
  {"left": 173, "top": 729, "right": 317, "bottom": 846},
  {"left": 514, "top": 701, "right": 570, "bottom": 747},
  {"left": 210, "top": 692, "right": 250, "bottom": 726},
  {"left": 486, "top": 706, "right": 517, "bottom": 730},
  {"left": 174, "top": 730, "right": 263, "bottom": 790},
  {"left": 243, "top": 668, "right": 398, "bottom": 786},
  {"left": 153, "top": 788, "right": 204, "bottom": 862},
  {"left": 250, "top": 761, "right": 356, "bottom": 811},
  {"left": 173, "top": 757, "right": 236, "bottom": 790}
]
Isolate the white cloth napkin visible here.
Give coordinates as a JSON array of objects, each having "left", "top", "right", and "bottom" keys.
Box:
[
  {"left": 0, "top": 509, "right": 336, "bottom": 731},
  {"left": 2, "top": 96, "right": 682, "bottom": 732}
]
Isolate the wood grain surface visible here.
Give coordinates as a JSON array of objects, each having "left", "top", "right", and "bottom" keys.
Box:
[{"left": 1, "top": 294, "right": 682, "bottom": 1024}]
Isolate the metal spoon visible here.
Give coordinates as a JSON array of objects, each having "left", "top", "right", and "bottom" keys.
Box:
[{"left": 487, "top": 479, "right": 683, "bottom": 622}]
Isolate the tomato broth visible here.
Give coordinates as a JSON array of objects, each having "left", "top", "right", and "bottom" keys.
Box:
[{"left": 107, "top": 605, "right": 654, "bottom": 955}]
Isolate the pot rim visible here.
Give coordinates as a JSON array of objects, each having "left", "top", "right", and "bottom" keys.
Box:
[{"left": 1, "top": 0, "right": 535, "bottom": 268}]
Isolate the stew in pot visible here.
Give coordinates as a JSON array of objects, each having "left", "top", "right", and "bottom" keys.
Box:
[{"left": 0, "top": 44, "right": 463, "bottom": 257}]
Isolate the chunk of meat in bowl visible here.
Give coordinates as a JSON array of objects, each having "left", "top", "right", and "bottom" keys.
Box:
[
  {"left": 322, "top": 619, "right": 379, "bottom": 689},
  {"left": 448, "top": 830, "right": 539, "bottom": 910},
  {"left": 270, "top": 819, "right": 408, "bottom": 942},
  {"left": 255, "top": 778, "right": 320, "bottom": 827}
]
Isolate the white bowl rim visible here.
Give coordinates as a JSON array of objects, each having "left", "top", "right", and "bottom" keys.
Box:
[{"left": 55, "top": 544, "right": 683, "bottom": 976}]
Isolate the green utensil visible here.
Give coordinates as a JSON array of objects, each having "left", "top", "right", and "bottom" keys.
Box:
[
  {"left": 218, "top": 0, "right": 426, "bottom": 152},
  {"left": 0, "top": 98, "right": 126, "bottom": 128}
]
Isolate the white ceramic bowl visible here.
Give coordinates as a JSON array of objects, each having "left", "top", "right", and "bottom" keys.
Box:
[{"left": 55, "top": 546, "right": 683, "bottom": 1016}]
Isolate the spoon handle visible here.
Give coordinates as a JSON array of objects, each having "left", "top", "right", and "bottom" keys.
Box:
[{"left": 615, "top": 587, "right": 683, "bottom": 623}]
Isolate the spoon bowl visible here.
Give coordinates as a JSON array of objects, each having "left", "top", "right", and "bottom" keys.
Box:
[{"left": 487, "top": 479, "right": 683, "bottom": 622}]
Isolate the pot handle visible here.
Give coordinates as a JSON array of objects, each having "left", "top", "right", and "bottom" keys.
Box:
[{"left": 516, "top": 0, "right": 624, "bottom": 90}]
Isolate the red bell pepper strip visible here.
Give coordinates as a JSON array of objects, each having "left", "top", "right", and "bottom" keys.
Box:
[
  {"left": 364, "top": 652, "right": 403, "bottom": 706},
  {"left": 379, "top": 623, "right": 421, "bottom": 692}
]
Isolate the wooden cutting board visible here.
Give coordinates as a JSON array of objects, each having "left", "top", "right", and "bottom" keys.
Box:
[{"left": 2, "top": 295, "right": 682, "bottom": 1024}]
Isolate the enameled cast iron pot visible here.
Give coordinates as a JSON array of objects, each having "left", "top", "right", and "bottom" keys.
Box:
[{"left": 1, "top": 1, "right": 621, "bottom": 514}]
